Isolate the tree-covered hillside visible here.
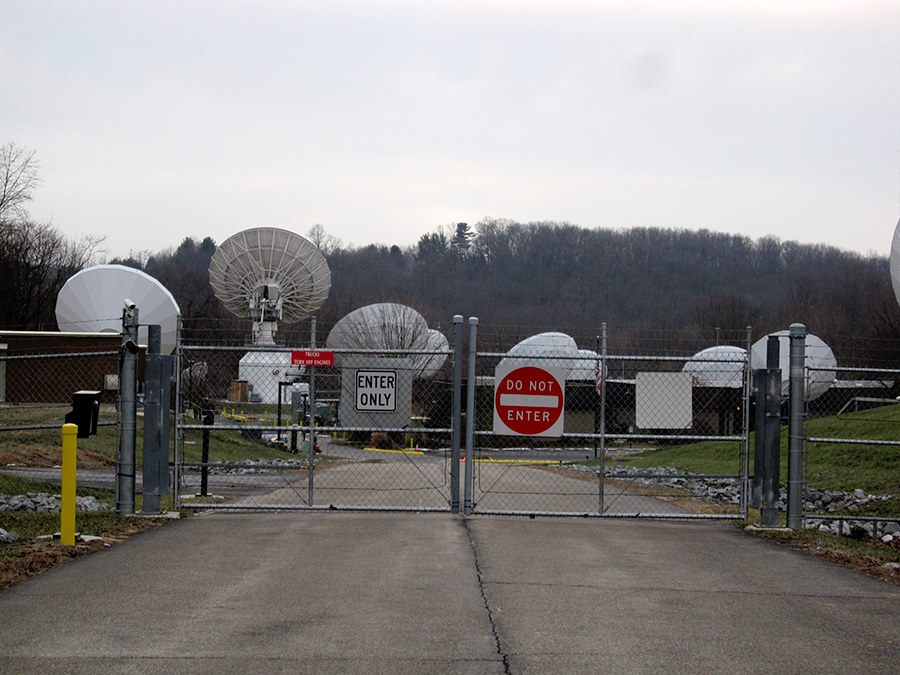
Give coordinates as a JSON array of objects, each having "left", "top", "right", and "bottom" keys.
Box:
[{"left": 104, "top": 219, "right": 899, "bottom": 366}]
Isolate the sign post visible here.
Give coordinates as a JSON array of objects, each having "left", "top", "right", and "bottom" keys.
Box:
[{"left": 493, "top": 365, "right": 566, "bottom": 437}]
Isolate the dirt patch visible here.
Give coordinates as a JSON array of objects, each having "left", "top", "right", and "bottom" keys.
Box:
[
  {"left": 0, "top": 519, "right": 168, "bottom": 591},
  {"left": 0, "top": 445, "right": 114, "bottom": 469},
  {"left": 751, "top": 531, "right": 900, "bottom": 586}
]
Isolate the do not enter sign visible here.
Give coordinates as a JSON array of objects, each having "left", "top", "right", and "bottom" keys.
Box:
[{"left": 493, "top": 365, "right": 566, "bottom": 437}]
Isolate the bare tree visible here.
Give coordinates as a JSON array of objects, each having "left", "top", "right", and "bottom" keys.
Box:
[
  {"left": 307, "top": 223, "right": 342, "bottom": 256},
  {"left": 0, "top": 141, "right": 42, "bottom": 223},
  {"left": 0, "top": 220, "right": 100, "bottom": 328},
  {"left": 0, "top": 142, "right": 102, "bottom": 329}
]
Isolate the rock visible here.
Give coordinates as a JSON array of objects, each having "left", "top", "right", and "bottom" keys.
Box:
[
  {"left": 0, "top": 527, "right": 21, "bottom": 543},
  {"left": 0, "top": 492, "right": 110, "bottom": 513},
  {"left": 853, "top": 488, "right": 866, "bottom": 499}
]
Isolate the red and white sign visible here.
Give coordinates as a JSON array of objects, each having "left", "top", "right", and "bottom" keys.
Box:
[
  {"left": 291, "top": 350, "right": 334, "bottom": 366},
  {"left": 493, "top": 365, "right": 566, "bottom": 437}
]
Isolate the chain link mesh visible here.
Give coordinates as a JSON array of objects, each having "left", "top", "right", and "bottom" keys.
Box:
[
  {"left": 3, "top": 323, "right": 897, "bottom": 527},
  {"left": 468, "top": 327, "right": 750, "bottom": 517},
  {"left": 174, "top": 336, "right": 457, "bottom": 510},
  {"left": 801, "top": 364, "right": 900, "bottom": 532}
]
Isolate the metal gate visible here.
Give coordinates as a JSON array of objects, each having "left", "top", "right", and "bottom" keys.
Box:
[
  {"left": 173, "top": 318, "right": 464, "bottom": 512},
  {"left": 464, "top": 321, "right": 752, "bottom": 519},
  {"left": 173, "top": 318, "right": 750, "bottom": 518}
]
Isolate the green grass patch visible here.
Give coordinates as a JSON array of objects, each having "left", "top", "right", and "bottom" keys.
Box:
[
  {"left": 178, "top": 427, "right": 304, "bottom": 463},
  {"left": 583, "top": 403, "right": 900, "bottom": 497},
  {"left": 606, "top": 440, "right": 745, "bottom": 476}
]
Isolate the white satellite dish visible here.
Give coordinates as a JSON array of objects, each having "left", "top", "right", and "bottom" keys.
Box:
[
  {"left": 326, "top": 303, "right": 430, "bottom": 352},
  {"left": 683, "top": 346, "right": 747, "bottom": 388},
  {"left": 570, "top": 349, "right": 601, "bottom": 381},
  {"left": 416, "top": 329, "right": 450, "bottom": 378},
  {"left": 500, "top": 332, "right": 592, "bottom": 380},
  {"left": 55, "top": 264, "right": 181, "bottom": 354},
  {"left": 209, "top": 227, "right": 331, "bottom": 345},
  {"left": 890, "top": 218, "right": 900, "bottom": 308},
  {"left": 326, "top": 303, "right": 447, "bottom": 377},
  {"left": 750, "top": 331, "right": 837, "bottom": 401}
]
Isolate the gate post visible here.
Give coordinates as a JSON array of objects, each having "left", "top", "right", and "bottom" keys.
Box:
[
  {"left": 450, "top": 315, "right": 463, "bottom": 513},
  {"left": 308, "top": 316, "right": 317, "bottom": 507},
  {"left": 463, "top": 317, "right": 478, "bottom": 515},
  {"left": 598, "top": 322, "right": 607, "bottom": 514},
  {"left": 741, "top": 326, "right": 752, "bottom": 519},
  {"left": 116, "top": 304, "right": 139, "bottom": 514},
  {"left": 787, "top": 323, "right": 806, "bottom": 529},
  {"left": 752, "top": 336, "right": 782, "bottom": 527},
  {"left": 142, "top": 325, "right": 163, "bottom": 514}
]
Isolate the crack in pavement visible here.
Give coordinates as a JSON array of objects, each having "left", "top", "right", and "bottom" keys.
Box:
[{"left": 461, "top": 517, "right": 512, "bottom": 675}]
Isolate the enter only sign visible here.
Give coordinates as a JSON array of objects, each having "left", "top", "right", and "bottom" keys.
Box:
[{"left": 493, "top": 365, "right": 566, "bottom": 437}]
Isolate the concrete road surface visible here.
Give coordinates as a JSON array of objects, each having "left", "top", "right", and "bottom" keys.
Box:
[{"left": 0, "top": 513, "right": 897, "bottom": 673}]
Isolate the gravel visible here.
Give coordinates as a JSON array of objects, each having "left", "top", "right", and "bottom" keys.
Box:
[
  {"left": 568, "top": 463, "right": 898, "bottom": 540},
  {"left": 0, "top": 492, "right": 111, "bottom": 513}
]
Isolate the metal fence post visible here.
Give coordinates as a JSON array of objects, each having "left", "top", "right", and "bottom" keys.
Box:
[
  {"left": 116, "top": 305, "right": 138, "bottom": 514},
  {"left": 598, "top": 322, "right": 607, "bottom": 514},
  {"left": 308, "top": 316, "right": 317, "bottom": 507},
  {"left": 464, "top": 317, "right": 478, "bottom": 515},
  {"left": 741, "top": 326, "right": 752, "bottom": 518},
  {"left": 173, "top": 314, "right": 182, "bottom": 509},
  {"left": 142, "top": 325, "right": 163, "bottom": 514},
  {"left": 450, "top": 315, "right": 463, "bottom": 513},
  {"left": 760, "top": 336, "right": 782, "bottom": 527},
  {"left": 200, "top": 408, "right": 213, "bottom": 496},
  {"left": 787, "top": 322, "right": 806, "bottom": 529}
]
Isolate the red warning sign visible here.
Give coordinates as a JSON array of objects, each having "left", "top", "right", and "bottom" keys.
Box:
[
  {"left": 493, "top": 365, "right": 565, "bottom": 437},
  {"left": 291, "top": 350, "right": 334, "bottom": 366}
]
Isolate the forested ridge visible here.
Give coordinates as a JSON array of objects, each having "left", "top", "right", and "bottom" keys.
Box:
[{"left": 111, "top": 219, "right": 899, "bottom": 365}]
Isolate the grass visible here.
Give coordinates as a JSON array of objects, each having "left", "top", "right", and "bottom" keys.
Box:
[
  {"left": 592, "top": 403, "right": 900, "bottom": 495},
  {"left": 0, "top": 404, "right": 304, "bottom": 467},
  {"left": 179, "top": 427, "right": 304, "bottom": 463},
  {"left": 0, "top": 472, "right": 177, "bottom": 591},
  {"left": 0, "top": 472, "right": 113, "bottom": 501}
]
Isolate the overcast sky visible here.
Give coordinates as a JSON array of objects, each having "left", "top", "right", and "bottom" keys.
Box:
[{"left": 3, "top": 0, "right": 899, "bottom": 259}]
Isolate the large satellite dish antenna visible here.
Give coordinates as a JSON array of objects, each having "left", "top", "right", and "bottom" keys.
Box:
[
  {"left": 326, "top": 303, "right": 430, "bottom": 352},
  {"left": 750, "top": 330, "right": 837, "bottom": 401},
  {"left": 499, "top": 332, "right": 579, "bottom": 374},
  {"left": 326, "top": 303, "right": 448, "bottom": 377},
  {"left": 55, "top": 264, "right": 181, "bottom": 354},
  {"left": 209, "top": 227, "right": 331, "bottom": 345},
  {"left": 890, "top": 218, "right": 900, "bottom": 308}
]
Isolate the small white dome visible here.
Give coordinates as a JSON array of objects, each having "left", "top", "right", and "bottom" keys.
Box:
[{"left": 683, "top": 346, "right": 747, "bottom": 387}]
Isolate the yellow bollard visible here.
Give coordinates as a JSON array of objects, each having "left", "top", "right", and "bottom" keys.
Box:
[{"left": 60, "top": 423, "right": 78, "bottom": 546}]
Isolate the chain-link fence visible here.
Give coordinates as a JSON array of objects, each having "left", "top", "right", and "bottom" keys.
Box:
[
  {"left": 174, "top": 332, "right": 459, "bottom": 511},
  {"left": 800, "top": 364, "right": 900, "bottom": 536},
  {"left": 0, "top": 335, "right": 121, "bottom": 466},
  {"left": 466, "top": 325, "right": 751, "bottom": 518},
  {"left": 173, "top": 322, "right": 755, "bottom": 517},
  {"left": 3, "top": 321, "right": 898, "bottom": 531}
]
